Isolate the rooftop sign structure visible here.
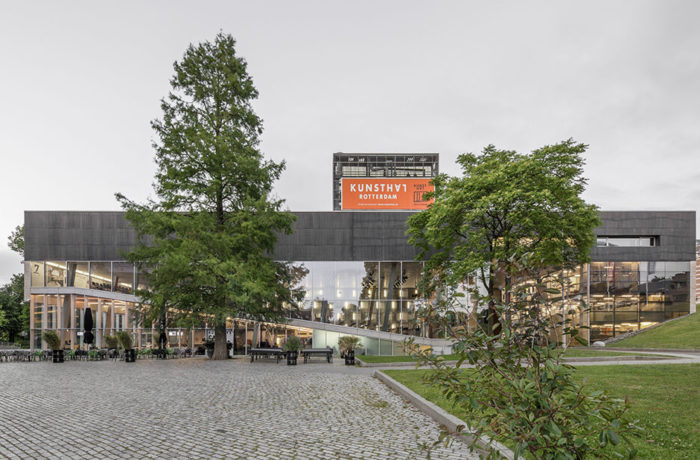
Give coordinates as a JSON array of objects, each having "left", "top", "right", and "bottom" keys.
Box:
[
  {"left": 341, "top": 178, "right": 433, "bottom": 210},
  {"left": 332, "top": 152, "right": 439, "bottom": 210}
]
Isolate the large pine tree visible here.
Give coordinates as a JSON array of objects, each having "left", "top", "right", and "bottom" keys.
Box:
[{"left": 117, "top": 33, "right": 303, "bottom": 359}]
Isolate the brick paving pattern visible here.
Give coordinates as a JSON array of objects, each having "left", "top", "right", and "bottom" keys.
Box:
[{"left": 0, "top": 358, "right": 477, "bottom": 459}]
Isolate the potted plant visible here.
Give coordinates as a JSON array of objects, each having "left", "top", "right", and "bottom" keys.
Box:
[
  {"left": 116, "top": 331, "right": 136, "bottom": 363},
  {"left": 338, "top": 336, "right": 361, "bottom": 365},
  {"left": 282, "top": 335, "right": 302, "bottom": 365},
  {"left": 104, "top": 335, "right": 119, "bottom": 350},
  {"left": 204, "top": 339, "right": 215, "bottom": 358},
  {"left": 42, "top": 331, "right": 64, "bottom": 363},
  {"left": 104, "top": 335, "right": 119, "bottom": 359}
]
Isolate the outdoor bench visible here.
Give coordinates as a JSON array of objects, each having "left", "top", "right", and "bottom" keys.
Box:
[
  {"left": 300, "top": 348, "right": 333, "bottom": 364},
  {"left": 249, "top": 348, "right": 285, "bottom": 363}
]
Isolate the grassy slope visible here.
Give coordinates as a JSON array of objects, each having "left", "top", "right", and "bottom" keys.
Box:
[
  {"left": 385, "top": 364, "right": 700, "bottom": 460},
  {"left": 359, "top": 349, "right": 653, "bottom": 363},
  {"left": 609, "top": 312, "right": 700, "bottom": 349}
]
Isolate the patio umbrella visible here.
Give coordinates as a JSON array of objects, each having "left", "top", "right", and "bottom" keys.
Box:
[
  {"left": 158, "top": 316, "right": 167, "bottom": 350},
  {"left": 83, "top": 307, "right": 94, "bottom": 346}
]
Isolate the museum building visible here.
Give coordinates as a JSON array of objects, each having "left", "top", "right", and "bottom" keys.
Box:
[{"left": 21, "top": 153, "right": 697, "bottom": 354}]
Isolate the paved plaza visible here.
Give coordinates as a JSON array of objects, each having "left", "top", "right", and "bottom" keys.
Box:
[{"left": 0, "top": 358, "right": 477, "bottom": 459}]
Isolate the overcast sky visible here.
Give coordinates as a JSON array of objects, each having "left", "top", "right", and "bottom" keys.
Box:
[{"left": 1, "top": 1, "right": 699, "bottom": 285}]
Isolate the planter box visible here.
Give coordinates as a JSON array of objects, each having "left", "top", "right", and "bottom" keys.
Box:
[
  {"left": 344, "top": 350, "right": 355, "bottom": 365},
  {"left": 124, "top": 349, "right": 136, "bottom": 363},
  {"left": 52, "top": 349, "right": 64, "bottom": 363},
  {"left": 286, "top": 351, "right": 298, "bottom": 365}
]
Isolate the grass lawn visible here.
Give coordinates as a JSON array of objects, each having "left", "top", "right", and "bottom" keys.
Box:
[
  {"left": 384, "top": 364, "right": 700, "bottom": 459},
  {"left": 562, "top": 348, "right": 663, "bottom": 358},
  {"left": 358, "top": 354, "right": 460, "bottom": 363},
  {"left": 609, "top": 312, "right": 700, "bottom": 349},
  {"left": 358, "top": 349, "right": 656, "bottom": 364}
]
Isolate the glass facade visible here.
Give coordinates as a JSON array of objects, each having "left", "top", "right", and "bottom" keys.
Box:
[
  {"left": 588, "top": 261, "right": 691, "bottom": 341},
  {"left": 532, "top": 261, "right": 692, "bottom": 342},
  {"left": 25, "top": 258, "right": 692, "bottom": 351},
  {"left": 292, "top": 261, "right": 433, "bottom": 336}
]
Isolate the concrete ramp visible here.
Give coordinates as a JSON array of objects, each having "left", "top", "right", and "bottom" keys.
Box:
[{"left": 288, "top": 318, "right": 454, "bottom": 349}]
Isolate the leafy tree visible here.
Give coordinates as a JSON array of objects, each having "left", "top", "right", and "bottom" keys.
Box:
[
  {"left": 117, "top": 33, "right": 304, "bottom": 360},
  {"left": 0, "top": 274, "right": 29, "bottom": 344},
  {"left": 407, "top": 140, "right": 600, "bottom": 334},
  {"left": 2, "top": 226, "right": 29, "bottom": 344},
  {"left": 7, "top": 224, "right": 23, "bottom": 257},
  {"left": 406, "top": 140, "right": 641, "bottom": 457},
  {"left": 413, "top": 272, "right": 641, "bottom": 459}
]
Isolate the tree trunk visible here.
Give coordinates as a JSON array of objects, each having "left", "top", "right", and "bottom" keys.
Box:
[
  {"left": 211, "top": 323, "right": 228, "bottom": 360},
  {"left": 488, "top": 265, "right": 503, "bottom": 336}
]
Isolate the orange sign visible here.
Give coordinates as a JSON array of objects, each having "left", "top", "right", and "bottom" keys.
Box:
[{"left": 341, "top": 178, "right": 434, "bottom": 210}]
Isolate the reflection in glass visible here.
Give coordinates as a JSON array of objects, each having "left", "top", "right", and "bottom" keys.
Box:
[
  {"left": 136, "top": 269, "right": 150, "bottom": 292},
  {"left": 46, "top": 261, "right": 66, "bottom": 287},
  {"left": 586, "top": 261, "right": 691, "bottom": 341},
  {"left": 113, "top": 262, "right": 134, "bottom": 294},
  {"left": 67, "top": 262, "right": 89, "bottom": 288},
  {"left": 90, "top": 262, "right": 112, "bottom": 291},
  {"left": 400, "top": 262, "right": 422, "bottom": 300},
  {"left": 361, "top": 262, "right": 379, "bottom": 300},
  {"left": 30, "top": 262, "right": 45, "bottom": 287},
  {"left": 33, "top": 295, "right": 44, "bottom": 329},
  {"left": 46, "top": 295, "right": 57, "bottom": 330}
]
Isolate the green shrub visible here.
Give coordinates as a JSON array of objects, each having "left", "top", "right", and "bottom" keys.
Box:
[
  {"left": 41, "top": 331, "right": 62, "bottom": 351},
  {"left": 338, "top": 335, "right": 360, "bottom": 354},
  {"left": 116, "top": 331, "right": 133, "bottom": 350},
  {"left": 104, "top": 335, "right": 120, "bottom": 349},
  {"left": 413, "top": 277, "right": 641, "bottom": 459},
  {"left": 282, "top": 335, "right": 302, "bottom": 352}
]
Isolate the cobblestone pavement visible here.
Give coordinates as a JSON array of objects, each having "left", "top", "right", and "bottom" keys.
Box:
[{"left": 0, "top": 358, "right": 478, "bottom": 459}]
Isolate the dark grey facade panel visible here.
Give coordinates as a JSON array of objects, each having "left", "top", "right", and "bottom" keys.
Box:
[
  {"left": 592, "top": 211, "right": 696, "bottom": 262},
  {"left": 25, "top": 210, "right": 696, "bottom": 262}
]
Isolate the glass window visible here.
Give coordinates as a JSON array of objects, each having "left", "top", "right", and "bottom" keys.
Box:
[
  {"left": 337, "top": 301, "right": 357, "bottom": 327},
  {"left": 90, "top": 262, "right": 112, "bottom": 291},
  {"left": 607, "top": 238, "right": 640, "bottom": 247},
  {"left": 313, "top": 300, "right": 332, "bottom": 323},
  {"left": 380, "top": 339, "right": 393, "bottom": 355},
  {"left": 46, "top": 295, "right": 58, "bottom": 329},
  {"left": 113, "top": 262, "right": 134, "bottom": 294},
  {"left": 59, "top": 294, "right": 71, "bottom": 333},
  {"left": 379, "top": 262, "right": 401, "bottom": 300},
  {"left": 341, "top": 166, "right": 366, "bottom": 176},
  {"left": 113, "top": 301, "right": 127, "bottom": 331},
  {"left": 67, "top": 262, "right": 89, "bottom": 288},
  {"left": 30, "top": 262, "right": 45, "bottom": 287},
  {"left": 46, "top": 261, "right": 66, "bottom": 287},
  {"left": 33, "top": 295, "right": 44, "bottom": 329},
  {"left": 597, "top": 236, "right": 658, "bottom": 247},
  {"left": 101, "top": 300, "right": 112, "bottom": 335},
  {"left": 296, "top": 300, "right": 312, "bottom": 321},
  {"left": 360, "top": 262, "right": 379, "bottom": 300},
  {"left": 359, "top": 300, "right": 378, "bottom": 330},
  {"left": 379, "top": 300, "right": 400, "bottom": 333},
  {"left": 136, "top": 268, "right": 150, "bottom": 292},
  {"left": 400, "top": 262, "right": 422, "bottom": 301}
]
